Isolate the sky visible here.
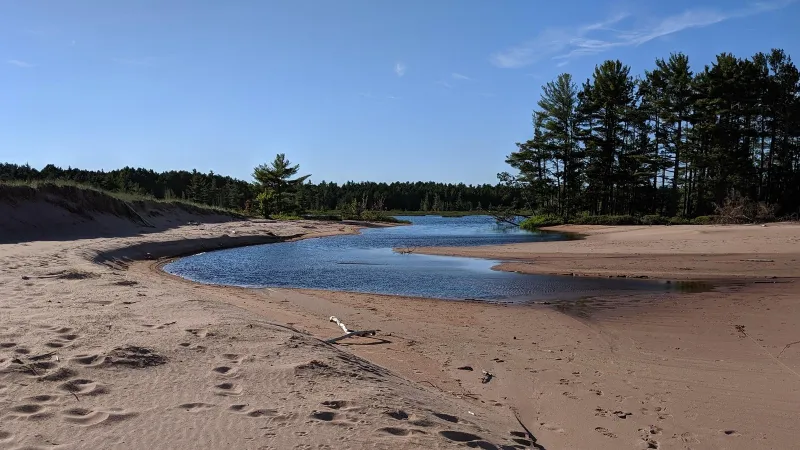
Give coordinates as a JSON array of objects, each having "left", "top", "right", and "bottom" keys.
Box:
[{"left": 1, "top": 0, "right": 798, "bottom": 185}]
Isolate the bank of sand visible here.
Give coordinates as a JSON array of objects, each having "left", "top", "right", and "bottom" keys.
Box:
[{"left": 2, "top": 202, "right": 800, "bottom": 449}]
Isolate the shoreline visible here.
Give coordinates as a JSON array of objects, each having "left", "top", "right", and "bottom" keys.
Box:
[{"left": 404, "top": 223, "right": 800, "bottom": 280}]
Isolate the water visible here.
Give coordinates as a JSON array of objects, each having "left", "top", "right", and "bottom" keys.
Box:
[{"left": 164, "top": 215, "right": 678, "bottom": 302}]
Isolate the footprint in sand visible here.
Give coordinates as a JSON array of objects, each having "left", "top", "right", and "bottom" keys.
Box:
[
  {"left": 213, "top": 382, "right": 243, "bottom": 396},
  {"left": 438, "top": 430, "right": 484, "bottom": 442},
  {"left": 384, "top": 409, "right": 409, "bottom": 420},
  {"left": 644, "top": 439, "right": 660, "bottom": 448},
  {"left": 44, "top": 329, "right": 80, "bottom": 349},
  {"left": 61, "top": 407, "right": 137, "bottom": 426},
  {"left": 59, "top": 379, "right": 108, "bottom": 396},
  {"left": 613, "top": 410, "right": 632, "bottom": 419},
  {"left": 595, "top": 426, "right": 617, "bottom": 438},
  {"left": 539, "top": 422, "right": 566, "bottom": 433},
  {"left": 6, "top": 404, "right": 52, "bottom": 420},
  {"left": 40, "top": 367, "right": 78, "bottom": 382},
  {"left": 186, "top": 329, "right": 214, "bottom": 338},
  {"left": 432, "top": 412, "right": 460, "bottom": 423},
  {"left": 228, "top": 404, "right": 282, "bottom": 418},
  {"left": 246, "top": 408, "right": 280, "bottom": 418},
  {"left": 0, "top": 430, "right": 13, "bottom": 443},
  {"left": 322, "top": 400, "right": 350, "bottom": 410},
  {"left": 25, "top": 394, "right": 59, "bottom": 404},
  {"left": 71, "top": 354, "right": 106, "bottom": 367},
  {"left": 377, "top": 427, "right": 428, "bottom": 437},
  {"left": 178, "top": 403, "right": 216, "bottom": 412},
  {"left": 310, "top": 411, "right": 339, "bottom": 421},
  {"left": 212, "top": 366, "right": 240, "bottom": 377}
]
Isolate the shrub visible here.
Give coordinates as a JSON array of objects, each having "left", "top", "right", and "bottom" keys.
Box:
[
  {"left": 302, "top": 214, "right": 342, "bottom": 221},
  {"left": 713, "top": 191, "right": 776, "bottom": 223},
  {"left": 691, "top": 215, "right": 718, "bottom": 225},
  {"left": 571, "top": 215, "right": 639, "bottom": 225},
  {"left": 641, "top": 215, "right": 669, "bottom": 225},
  {"left": 520, "top": 214, "right": 564, "bottom": 230},
  {"left": 667, "top": 216, "right": 692, "bottom": 225}
]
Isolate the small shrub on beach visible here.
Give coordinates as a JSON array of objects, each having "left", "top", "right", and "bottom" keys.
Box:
[
  {"left": 667, "top": 216, "right": 692, "bottom": 225},
  {"left": 640, "top": 215, "right": 669, "bottom": 225},
  {"left": 520, "top": 215, "right": 564, "bottom": 230},
  {"left": 571, "top": 215, "right": 639, "bottom": 226},
  {"left": 691, "top": 215, "right": 718, "bottom": 225},
  {"left": 714, "top": 191, "right": 776, "bottom": 223}
]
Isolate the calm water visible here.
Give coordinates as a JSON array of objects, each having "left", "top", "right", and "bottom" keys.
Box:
[{"left": 164, "top": 215, "right": 676, "bottom": 302}]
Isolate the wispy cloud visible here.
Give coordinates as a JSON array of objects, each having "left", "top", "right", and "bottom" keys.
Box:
[
  {"left": 491, "top": 1, "right": 795, "bottom": 68},
  {"left": 437, "top": 80, "right": 453, "bottom": 89},
  {"left": 394, "top": 62, "right": 406, "bottom": 77},
  {"left": 7, "top": 59, "right": 34, "bottom": 68},
  {"left": 451, "top": 72, "right": 471, "bottom": 80}
]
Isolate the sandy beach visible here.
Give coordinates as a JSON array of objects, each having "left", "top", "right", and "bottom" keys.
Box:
[{"left": 2, "top": 201, "right": 800, "bottom": 449}]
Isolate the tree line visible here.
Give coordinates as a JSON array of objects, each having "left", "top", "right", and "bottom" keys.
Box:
[
  {"left": 502, "top": 48, "right": 800, "bottom": 220},
  {"left": 0, "top": 162, "right": 523, "bottom": 214}
]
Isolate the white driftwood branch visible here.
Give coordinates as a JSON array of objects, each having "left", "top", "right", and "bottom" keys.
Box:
[
  {"left": 329, "top": 316, "right": 349, "bottom": 333},
  {"left": 326, "top": 316, "right": 377, "bottom": 344}
]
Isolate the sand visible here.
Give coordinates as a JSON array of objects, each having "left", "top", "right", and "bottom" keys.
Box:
[{"left": 2, "top": 203, "right": 800, "bottom": 450}]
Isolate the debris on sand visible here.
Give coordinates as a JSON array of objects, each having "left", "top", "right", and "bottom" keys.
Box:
[
  {"left": 107, "top": 346, "right": 167, "bottom": 368},
  {"left": 481, "top": 370, "right": 494, "bottom": 384}
]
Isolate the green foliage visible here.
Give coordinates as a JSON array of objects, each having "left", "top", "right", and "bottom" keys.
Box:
[
  {"left": 503, "top": 47, "right": 800, "bottom": 221},
  {"left": 0, "top": 163, "right": 528, "bottom": 215},
  {"left": 336, "top": 199, "right": 410, "bottom": 223},
  {"left": 667, "top": 217, "right": 692, "bottom": 225},
  {"left": 357, "top": 210, "right": 410, "bottom": 224},
  {"left": 301, "top": 214, "right": 343, "bottom": 221},
  {"left": 691, "top": 215, "right": 718, "bottom": 225},
  {"left": 254, "top": 190, "right": 274, "bottom": 218},
  {"left": 570, "top": 215, "right": 639, "bottom": 225},
  {"left": 640, "top": 215, "right": 669, "bottom": 225},
  {"left": 520, "top": 215, "right": 565, "bottom": 230},
  {"left": 252, "top": 154, "right": 310, "bottom": 216}
]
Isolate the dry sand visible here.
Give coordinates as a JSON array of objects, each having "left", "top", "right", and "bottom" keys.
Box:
[{"left": 2, "top": 201, "right": 800, "bottom": 450}]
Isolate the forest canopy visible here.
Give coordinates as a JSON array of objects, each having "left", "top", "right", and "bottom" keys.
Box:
[
  {"left": 0, "top": 163, "right": 521, "bottom": 214},
  {"left": 502, "top": 48, "right": 800, "bottom": 220}
]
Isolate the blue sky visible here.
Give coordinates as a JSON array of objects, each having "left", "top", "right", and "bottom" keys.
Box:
[{"left": 2, "top": 0, "right": 798, "bottom": 184}]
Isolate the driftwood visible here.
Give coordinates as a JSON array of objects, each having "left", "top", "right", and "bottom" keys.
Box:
[{"left": 325, "top": 316, "right": 378, "bottom": 344}]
